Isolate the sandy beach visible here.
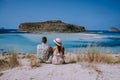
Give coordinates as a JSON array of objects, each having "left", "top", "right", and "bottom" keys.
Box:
[
  {"left": 0, "top": 58, "right": 120, "bottom": 80},
  {"left": 1, "top": 0, "right": 120, "bottom": 80}
]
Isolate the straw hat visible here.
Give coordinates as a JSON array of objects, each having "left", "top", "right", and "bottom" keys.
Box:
[{"left": 53, "top": 38, "right": 62, "bottom": 46}]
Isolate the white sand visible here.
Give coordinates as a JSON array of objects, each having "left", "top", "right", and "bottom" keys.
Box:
[
  {"left": 0, "top": 59, "right": 120, "bottom": 80},
  {"left": 98, "top": 64, "right": 120, "bottom": 80}
]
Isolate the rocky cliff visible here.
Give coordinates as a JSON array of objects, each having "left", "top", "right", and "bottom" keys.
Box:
[{"left": 18, "top": 20, "right": 86, "bottom": 33}]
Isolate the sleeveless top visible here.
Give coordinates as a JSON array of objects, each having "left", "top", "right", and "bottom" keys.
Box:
[{"left": 52, "top": 46, "right": 64, "bottom": 64}]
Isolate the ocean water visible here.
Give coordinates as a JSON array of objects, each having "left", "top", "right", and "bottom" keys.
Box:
[{"left": 0, "top": 30, "right": 120, "bottom": 54}]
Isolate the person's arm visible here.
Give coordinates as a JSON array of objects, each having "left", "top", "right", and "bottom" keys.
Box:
[
  {"left": 37, "top": 45, "right": 40, "bottom": 57},
  {"left": 49, "top": 47, "right": 53, "bottom": 56},
  {"left": 52, "top": 47, "right": 56, "bottom": 52}
]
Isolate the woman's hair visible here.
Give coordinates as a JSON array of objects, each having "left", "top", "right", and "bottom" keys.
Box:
[{"left": 57, "top": 46, "right": 61, "bottom": 53}]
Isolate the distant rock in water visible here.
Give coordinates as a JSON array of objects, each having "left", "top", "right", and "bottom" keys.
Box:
[
  {"left": 109, "top": 27, "right": 120, "bottom": 32},
  {"left": 18, "top": 20, "right": 86, "bottom": 33}
]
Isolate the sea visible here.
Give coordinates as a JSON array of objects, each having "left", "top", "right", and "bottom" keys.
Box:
[{"left": 0, "top": 29, "right": 120, "bottom": 54}]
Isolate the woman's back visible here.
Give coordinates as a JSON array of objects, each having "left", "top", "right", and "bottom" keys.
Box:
[{"left": 52, "top": 46, "right": 64, "bottom": 64}]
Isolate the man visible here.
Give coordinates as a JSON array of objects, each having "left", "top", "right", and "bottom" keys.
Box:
[{"left": 37, "top": 36, "right": 52, "bottom": 63}]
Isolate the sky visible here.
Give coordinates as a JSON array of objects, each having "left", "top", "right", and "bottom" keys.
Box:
[{"left": 0, "top": 0, "right": 120, "bottom": 30}]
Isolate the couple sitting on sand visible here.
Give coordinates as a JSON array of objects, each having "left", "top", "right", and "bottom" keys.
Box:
[{"left": 36, "top": 36, "right": 65, "bottom": 65}]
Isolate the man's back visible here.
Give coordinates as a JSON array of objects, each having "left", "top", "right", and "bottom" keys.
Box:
[
  {"left": 37, "top": 36, "right": 53, "bottom": 63},
  {"left": 37, "top": 43, "right": 50, "bottom": 63}
]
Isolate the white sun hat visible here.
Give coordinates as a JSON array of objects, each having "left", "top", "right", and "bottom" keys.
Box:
[{"left": 53, "top": 38, "right": 62, "bottom": 46}]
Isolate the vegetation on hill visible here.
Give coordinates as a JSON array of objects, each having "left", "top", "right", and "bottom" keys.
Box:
[{"left": 18, "top": 20, "right": 86, "bottom": 33}]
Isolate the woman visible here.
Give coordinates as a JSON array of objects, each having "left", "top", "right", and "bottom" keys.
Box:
[{"left": 52, "top": 38, "right": 65, "bottom": 65}]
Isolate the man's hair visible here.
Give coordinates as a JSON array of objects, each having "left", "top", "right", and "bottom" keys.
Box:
[{"left": 42, "top": 36, "right": 47, "bottom": 43}]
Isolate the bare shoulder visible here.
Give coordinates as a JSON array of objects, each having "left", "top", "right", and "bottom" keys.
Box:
[{"left": 52, "top": 46, "right": 57, "bottom": 51}]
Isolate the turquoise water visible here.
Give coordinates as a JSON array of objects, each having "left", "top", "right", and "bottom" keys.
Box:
[{"left": 0, "top": 31, "right": 120, "bottom": 54}]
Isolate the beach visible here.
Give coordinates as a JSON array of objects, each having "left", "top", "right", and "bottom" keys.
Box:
[
  {"left": 0, "top": 53, "right": 120, "bottom": 80},
  {"left": 0, "top": 31, "right": 120, "bottom": 80},
  {"left": 1, "top": 0, "right": 120, "bottom": 79},
  {"left": 0, "top": 58, "right": 120, "bottom": 80}
]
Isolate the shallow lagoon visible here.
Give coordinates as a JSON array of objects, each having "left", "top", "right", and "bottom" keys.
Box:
[{"left": 0, "top": 31, "right": 120, "bottom": 54}]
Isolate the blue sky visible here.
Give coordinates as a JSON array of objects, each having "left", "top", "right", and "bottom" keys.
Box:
[{"left": 0, "top": 0, "right": 120, "bottom": 30}]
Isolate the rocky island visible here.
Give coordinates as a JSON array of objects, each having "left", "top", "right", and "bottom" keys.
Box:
[
  {"left": 18, "top": 20, "right": 86, "bottom": 33},
  {"left": 109, "top": 27, "right": 120, "bottom": 32}
]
